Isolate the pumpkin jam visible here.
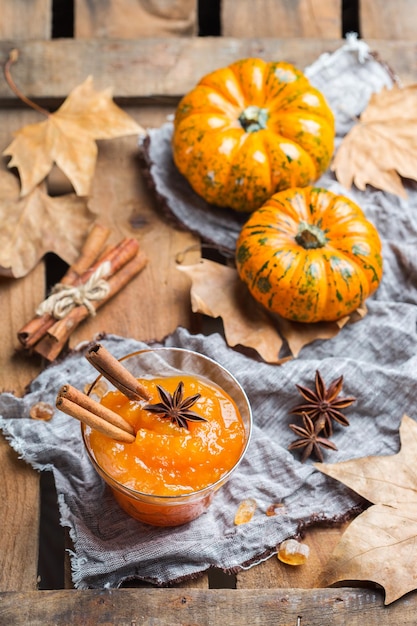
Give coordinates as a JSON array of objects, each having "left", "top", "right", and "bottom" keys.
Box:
[{"left": 85, "top": 374, "right": 246, "bottom": 499}]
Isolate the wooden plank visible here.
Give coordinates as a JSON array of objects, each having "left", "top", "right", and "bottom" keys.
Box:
[
  {"left": 0, "top": 264, "right": 43, "bottom": 592},
  {"left": 0, "top": 0, "right": 52, "bottom": 40},
  {"left": 236, "top": 524, "right": 348, "bottom": 589},
  {"left": 1, "top": 587, "right": 417, "bottom": 624},
  {"left": 0, "top": 265, "right": 43, "bottom": 593},
  {"left": 75, "top": 0, "right": 197, "bottom": 38},
  {"left": 65, "top": 106, "right": 201, "bottom": 349},
  {"left": 222, "top": 0, "right": 342, "bottom": 38},
  {"left": 0, "top": 38, "right": 415, "bottom": 109},
  {"left": 0, "top": 437, "right": 41, "bottom": 591},
  {"left": 360, "top": 0, "right": 417, "bottom": 40},
  {"left": 0, "top": 107, "right": 49, "bottom": 592}
]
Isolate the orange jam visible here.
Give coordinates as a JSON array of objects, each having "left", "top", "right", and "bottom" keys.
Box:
[{"left": 86, "top": 374, "right": 246, "bottom": 496}]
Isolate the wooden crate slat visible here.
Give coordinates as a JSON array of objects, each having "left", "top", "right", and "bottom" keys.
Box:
[
  {"left": 236, "top": 524, "right": 348, "bottom": 589},
  {"left": 221, "top": 0, "right": 342, "bottom": 38},
  {"left": 0, "top": 106, "right": 49, "bottom": 592},
  {"left": 66, "top": 112, "right": 200, "bottom": 349},
  {"left": 1, "top": 587, "right": 417, "bottom": 624},
  {"left": 1, "top": 38, "right": 415, "bottom": 108},
  {"left": 360, "top": 0, "right": 417, "bottom": 40},
  {"left": 74, "top": 0, "right": 197, "bottom": 38},
  {"left": 0, "top": 243, "right": 45, "bottom": 593},
  {"left": 0, "top": 438, "right": 41, "bottom": 591},
  {"left": 0, "top": 0, "right": 52, "bottom": 40}
]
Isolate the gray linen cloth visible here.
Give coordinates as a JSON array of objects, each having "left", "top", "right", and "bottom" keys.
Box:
[{"left": 1, "top": 36, "right": 417, "bottom": 589}]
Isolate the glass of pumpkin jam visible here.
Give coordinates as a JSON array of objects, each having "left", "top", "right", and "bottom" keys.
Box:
[{"left": 82, "top": 347, "right": 252, "bottom": 526}]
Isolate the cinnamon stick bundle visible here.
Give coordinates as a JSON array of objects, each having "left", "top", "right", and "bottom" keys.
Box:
[
  {"left": 33, "top": 251, "right": 148, "bottom": 361},
  {"left": 17, "top": 223, "right": 148, "bottom": 361},
  {"left": 18, "top": 223, "right": 111, "bottom": 348}
]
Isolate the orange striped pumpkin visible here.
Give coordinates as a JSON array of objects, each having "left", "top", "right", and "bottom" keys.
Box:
[
  {"left": 235, "top": 187, "right": 383, "bottom": 322},
  {"left": 172, "top": 58, "right": 335, "bottom": 213}
]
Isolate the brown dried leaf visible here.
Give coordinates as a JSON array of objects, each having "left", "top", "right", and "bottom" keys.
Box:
[
  {"left": 332, "top": 84, "right": 417, "bottom": 198},
  {"left": 178, "top": 259, "right": 284, "bottom": 364},
  {"left": 3, "top": 76, "right": 144, "bottom": 197},
  {"left": 0, "top": 170, "right": 94, "bottom": 278},
  {"left": 317, "top": 414, "right": 417, "bottom": 604},
  {"left": 278, "top": 315, "right": 348, "bottom": 359},
  {"left": 178, "top": 259, "right": 364, "bottom": 363}
]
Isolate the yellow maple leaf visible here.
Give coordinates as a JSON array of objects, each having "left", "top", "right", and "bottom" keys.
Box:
[
  {"left": 317, "top": 415, "right": 417, "bottom": 604},
  {"left": 3, "top": 75, "right": 144, "bottom": 197},
  {"left": 332, "top": 84, "right": 417, "bottom": 198}
]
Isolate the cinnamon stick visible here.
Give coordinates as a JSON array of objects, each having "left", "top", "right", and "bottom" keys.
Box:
[
  {"left": 18, "top": 236, "right": 140, "bottom": 350},
  {"left": 72, "top": 237, "right": 139, "bottom": 286},
  {"left": 56, "top": 391, "right": 136, "bottom": 444},
  {"left": 57, "top": 384, "right": 135, "bottom": 435},
  {"left": 61, "top": 223, "right": 111, "bottom": 285},
  {"left": 85, "top": 343, "right": 151, "bottom": 401},
  {"left": 33, "top": 251, "right": 148, "bottom": 361},
  {"left": 17, "top": 223, "right": 111, "bottom": 348}
]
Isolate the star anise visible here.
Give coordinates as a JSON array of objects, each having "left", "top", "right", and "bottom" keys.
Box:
[
  {"left": 288, "top": 412, "right": 337, "bottom": 463},
  {"left": 290, "top": 370, "right": 356, "bottom": 437},
  {"left": 144, "top": 381, "right": 207, "bottom": 429}
]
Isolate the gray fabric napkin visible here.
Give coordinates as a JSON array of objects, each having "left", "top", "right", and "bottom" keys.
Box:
[{"left": 1, "top": 36, "right": 417, "bottom": 589}]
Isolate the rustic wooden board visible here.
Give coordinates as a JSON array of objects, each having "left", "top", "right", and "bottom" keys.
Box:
[
  {"left": 0, "top": 437, "right": 40, "bottom": 592},
  {"left": 1, "top": 587, "right": 417, "bottom": 624},
  {"left": 0, "top": 107, "right": 48, "bottom": 592},
  {"left": 65, "top": 106, "right": 201, "bottom": 349},
  {"left": 0, "top": 38, "right": 415, "bottom": 109},
  {"left": 75, "top": 0, "right": 197, "bottom": 38},
  {"left": 236, "top": 524, "right": 349, "bottom": 589},
  {"left": 0, "top": 0, "right": 52, "bottom": 40},
  {"left": 0, "top": 266, "right": 42, "bottom": 593},
  {"left": 222, "top": 0, "right": 342, "bottom": 38},
  {"left": 360, "top": 0, "right": 417, "bottom": 40}
]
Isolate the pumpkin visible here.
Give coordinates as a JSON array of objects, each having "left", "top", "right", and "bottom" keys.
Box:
[
  {"left": 235, "top": 187, "right": 383, "bottom": 323},
  {"left": 172, "top": 58, "right": 335, "bottom": 213}
]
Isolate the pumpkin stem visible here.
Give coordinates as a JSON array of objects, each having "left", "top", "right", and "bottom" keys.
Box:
[
  {"left": 295, "top": 222, "right": 328, "bottom": 249},
  {"left": 238, "top": 105, "right": 269, "bottom": 133}
]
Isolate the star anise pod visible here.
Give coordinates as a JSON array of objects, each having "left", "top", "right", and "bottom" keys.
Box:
[
  {"left": 288, "top": 413, "right": 337, "bottom": 463},
  {"left": 290, "top": 370, "right": 356, "bottom": 437},
  {"left": 144, "top": 381, "right": 207, "bottom": 429}
]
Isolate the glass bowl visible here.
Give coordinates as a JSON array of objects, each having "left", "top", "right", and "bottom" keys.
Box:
[{"left": 82, "top": 347, "right": 252, "bottom": 526}]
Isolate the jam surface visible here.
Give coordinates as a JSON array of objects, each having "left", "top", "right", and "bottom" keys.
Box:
[{"left": 85, "top": 374, "right": 246, "bottom": 496}]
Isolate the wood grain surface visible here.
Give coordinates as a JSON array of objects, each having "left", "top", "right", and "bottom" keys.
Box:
[
  {"left": 222, "top": 0, "right": 343, "bottom": 38},
  {"left": 2, "top": 587, "right": 417, "bottom": 624},
  {"left": 1, "top": 1, "right": 417, "bottom": 623},
  {"left": 74, "top": 0, "right": 197, "bottom": 38},
  {"left": 0, "top": 38, "right": 415, "bottom": 110},
  {"left": 0, "top": 0, "right": 52, "bottom": 40},
  {"left": 360, "top": 0, "right": 417, "bottom": 39}
]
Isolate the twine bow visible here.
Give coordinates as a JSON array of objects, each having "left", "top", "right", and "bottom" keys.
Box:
[{"left": 36, "top": 261, "right": 112, "bottom": 319}]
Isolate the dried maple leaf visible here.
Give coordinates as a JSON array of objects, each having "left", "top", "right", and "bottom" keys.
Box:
[
  {"left": 3, "top": 75, "right": 144, "bottom": 197},
  {"left": 332, "top": 84, "right": 417, "bottom": 198},
  {"left": 178, "top": 259, "right": 284, "bottom": 364},
  {"left": 0, "top": 170, "right": 94, "bottom": 278},
  {"left": 178, "top": 259, "right": 364, "bottom": 362},
  {"left": 317, "top": 414, "right": 417, "bottom": 604}
]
